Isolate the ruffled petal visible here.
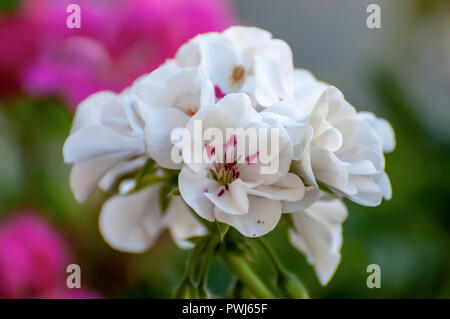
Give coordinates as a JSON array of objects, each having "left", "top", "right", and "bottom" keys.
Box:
[
  {"left": 178, "top": 166, "right": 216, "bottom": 221},
  {"left": 215, "top": 196, "right": 281, "bottom": 237},
  {"left": 99, "top": 187, "right": 163, "bottom": 253},
  {"left": 289, "top": 194, "right": 347, "bottom": 285},
  {"left": 164, "top": 196, "right": 208, "bottom": 249}
]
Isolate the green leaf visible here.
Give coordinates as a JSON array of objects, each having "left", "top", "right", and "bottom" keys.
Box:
[
  {"left": 135, "top": 158, "right": 157, "bottom": 188},
  {"left": 159, "top": 183, "right": 173, "bottom": 214}
]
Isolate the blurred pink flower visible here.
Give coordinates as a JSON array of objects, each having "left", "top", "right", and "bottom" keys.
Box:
[
  {"left": 0, "top": 211, "right": 98, "bottom": 299},
  {"left": 0, "top": 0, "right": 236, "bottom": 108}
]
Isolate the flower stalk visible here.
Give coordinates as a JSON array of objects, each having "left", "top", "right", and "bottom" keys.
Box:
[
  {"left": 221, "top": 249, "right": 275, "bottom": 299},
  {"left": 255, "top": 237, "right": 309, "bottom": 299}
]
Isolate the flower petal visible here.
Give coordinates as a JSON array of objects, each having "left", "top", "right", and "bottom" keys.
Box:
[
  {"left": 247, "top": 173, "right": 305, "bottom": 201},
  {"left": 357, "top": 112, "right": 396, "bottom": 153},
  {"left": 178, "top": 166, "right": 216, "bottom": 221},
  {"left": 289, "top": 194, "right": 348, "bottom": 285},
  {"left": 99, "top": 187, "right": 162, "bottom": 253},
  {"left": 214, "top": 196, "right": 281, "bottom": 237},
  {"left": 164, "top": 196, "right": 208, "bottom": 249},
  {"left": 205, "top": 179, "right": 250, "bottom": 215}
]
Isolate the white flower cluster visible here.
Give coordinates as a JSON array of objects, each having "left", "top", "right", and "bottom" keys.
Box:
[{"left": 63, "top": 26, "right": 395, "bottom": 285}]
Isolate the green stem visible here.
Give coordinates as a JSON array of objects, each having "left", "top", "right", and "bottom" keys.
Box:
[
  {"left": 197, "top": 236, "right": 219, "bottom": 289},
  {"left": 222, "top": 250, "right": 275, "bottom": 299},
  {"left": 173, "top": 238, "right": 207, "bottom": 298},
  {"left": 256, "top": 237, "right": 309, "bottom": 299},
  {"left": 255, "top": 237, "right": 284, "bottom": 273}
]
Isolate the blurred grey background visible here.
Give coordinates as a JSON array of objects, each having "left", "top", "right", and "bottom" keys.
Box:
[{"left": 231, "top": 0, "right": 450, "bottom": 142}]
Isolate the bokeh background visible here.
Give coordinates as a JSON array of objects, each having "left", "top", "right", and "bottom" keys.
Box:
[{"left": 0, "top": 0, "right": 449, "bottom": 298}]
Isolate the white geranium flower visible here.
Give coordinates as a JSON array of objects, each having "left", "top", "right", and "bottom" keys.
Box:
[
  {"left": 286, "top": 73, "right": 395, "bottom": 206},
  {"left": 128, "top": 61, "right": 215, "bottom": 169},
  {"left": 178, "top": 93, "right": 306, "bottom": 237},
  {"left": 100, "top": 183, "right": 207, "bottom": 253},
  {"left": 175, "top": 26, "right": 294, "bottom": 108},
  {"left": 289, "top": 192, "right": 348, "bottom": 286},
  {"left": 63, "top": 91, "right": 146, "bottom": 202}
]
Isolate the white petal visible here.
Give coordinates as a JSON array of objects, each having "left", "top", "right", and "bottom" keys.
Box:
[
  {"left": 223, "top": 26, "right": 272, "bottom": 52},
  {"left": 205, "top": 179, "right": 250, "bottom": 215},
  {"left": 197, "top": 39, "right": 244, "bottom": 93},
  {"left": 164, "top": 196, "right": 208, "bottom": 249},
  {"left": 310, "top": 147, "right": 350, "bottom": 193},
  {"left": 99, "top": 187, "right": 163, "bottom": 253},
  {"left": 214, "top": 93, "right": 259, "bottom": 126},
  {"left": 346, "top": 175, "right": 383, "bottom": 206},
  {"left": 291, "top": 126, "right": 316, "bottom": 185},
  {"left": 69, "top": 151, "right": 131, "bottom": 202},
  {"left": 252, "top": 55, "right": 287, "bottom": 106},
  {"left": 289, "top": 194, "right": 348, "bottom": 285},
  {"left": 377, "top": 172, "right": 392, "bottom": 200},
  {"left": 141, "top": 104, "right": 189, "bottom": 169},
  {"left": 357, "top": 112, "right": 396, "bottom": 153},
  {"left": 242, "top": 39, "right": 294, "bottom": 100},
  {"left": 247, "top": 173, "right": 305, "bottom": 202},
  {"left": 98, "top": 157, "right": 146, "bottom": 192},
  {"left": 215, "top": 196, "right": 281, "bottom": 237},
  {"left": 178, "top": 166, "right": 216, "bottom": 221},
  {"left": 282, "top": 186, "right": 320, "bottom": 213},
  {"left": 293, "top": 69, "right": 328, "bottom": 114},
  {"left": 63, "top": 124, "right": 141, "bottom": 163},
  {"left": 71, "top": 91, "right": 128, "bottom": 134}
]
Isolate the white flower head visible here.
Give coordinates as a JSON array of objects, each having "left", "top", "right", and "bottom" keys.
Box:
[
  {"left": 62, "top": 25, "right": 396, "bottom": 288},
  {"left": 178, "top": 93, "right": 306, "bottom": 237},
  {"left": 175, "top": 26, "right": 294, "bottom": 108}
]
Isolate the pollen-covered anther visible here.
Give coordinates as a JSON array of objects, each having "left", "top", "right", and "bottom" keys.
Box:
[
  {"left": 216, "top": 166, "right": 236, "bottom": 185},
  {"left": 182, "top": 105, "right": 199, "bottom": 116},
  {"left": 231, "top": 65, "right": 245, "bottom": 85}
]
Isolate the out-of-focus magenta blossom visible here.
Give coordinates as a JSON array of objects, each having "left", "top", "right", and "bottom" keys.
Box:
[
  {"left": 0, "top": 0, "right": 236, "bottom": 108},
  {"left": 0, "top": 211, "right": 98, "bottom": 299}
]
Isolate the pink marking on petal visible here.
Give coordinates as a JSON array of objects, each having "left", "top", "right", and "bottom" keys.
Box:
[
  {"left": 204, "top": 188, "right": 209, "bottom": 193},
  {"left": 214, "top": 85, "right": 225, "bottom": 100},
  {"left": 245, "top": 151, "right": 260, "bottom": 164},
  {"left": 224, "top": 134, "right": 237, "bottom": 150},
  {"left": 204, "top": 143, "right": 216, "bottom": 159}
]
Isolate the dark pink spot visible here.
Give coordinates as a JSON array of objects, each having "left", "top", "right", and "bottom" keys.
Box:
[
  {"left": 204, "top": 143, "right": 216, "bottom": 159},
  {"left": 245, "top": 151, "right": 260, "bottom": 164},
  {"left": 214, "top": 85, "right": 225, "bottom": 100},
  {"left": 204, "top": 188, "right": 209, "bottom": 193}
]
